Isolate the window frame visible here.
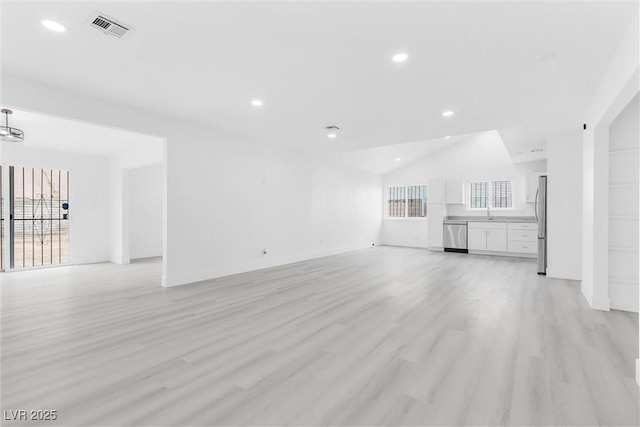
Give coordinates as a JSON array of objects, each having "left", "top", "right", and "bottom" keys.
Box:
[
  {"left": 467, "top": 180, "right": 515, "bottom": 210},
  {"left": 385, "top": 184, "right": 428, "bottom": 220}
]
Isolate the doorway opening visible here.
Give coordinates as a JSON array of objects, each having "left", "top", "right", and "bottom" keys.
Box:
[{"left": 1, "top": 108, "right": 165, "bottom": 284}]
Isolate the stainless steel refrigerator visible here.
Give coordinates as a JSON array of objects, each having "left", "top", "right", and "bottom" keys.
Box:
[{"left": 536, "top": 175, "right": 548, "bottom": 275}]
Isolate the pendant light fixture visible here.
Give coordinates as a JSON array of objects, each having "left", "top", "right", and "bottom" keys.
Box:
[{"left": 0, "top": 109, "right": 24, "bottom": 142}]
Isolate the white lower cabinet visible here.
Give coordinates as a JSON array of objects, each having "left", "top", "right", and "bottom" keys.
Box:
[
  {"left": 507, "top": 223, "right": 537, "bottom": 255},
  {"left": 467, "top": 221, "right": 537, "bottom": 257},
  {"left": 468, "top": 229, "right": 487, "bottom": 250},
  {"left": 468, "top": 222, "right": 507, "bottom": 252},
  {"left": 486, "top": 229, "right": 507, "bottom": 252},
  {"left": 507, "top": 241, "right": 536, "bottom": 254}
]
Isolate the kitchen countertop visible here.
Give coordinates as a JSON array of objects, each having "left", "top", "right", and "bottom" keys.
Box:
[{"left": 443, "top": 216, "right": 536, "bottom": 224}]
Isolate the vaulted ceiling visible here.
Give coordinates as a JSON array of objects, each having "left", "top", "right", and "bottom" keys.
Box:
[{"left": 2, "top": 1, "right": 637, "bottom": 166}]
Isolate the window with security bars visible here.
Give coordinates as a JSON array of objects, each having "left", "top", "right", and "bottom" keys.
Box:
[
  {"left": 469, "top": 181, "right": 489, "bottom": 208},
  {"left": 388, "top": 185, "right": 427, "bottom": 217},
  {"left": 492, "top": 181, "right": 513, "bottom": 208},
  {"left": 388, "top": 186, "right": 406, "bottom": 217},
  {"left": 469, "top": 180, "right": 513, "bottom": 209}
]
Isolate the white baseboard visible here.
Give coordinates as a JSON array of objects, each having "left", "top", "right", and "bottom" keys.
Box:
[
  {"left": 609, "top": 298, "right": 637, "bottom": 312},
  {"left": 131, "top": 256, "right": 163, "bottom": 263},
  {"left": 582, "top": 290, "right": 611, "bottom": 312},
  {"left": 580, "top": 281, "right": 590, "bottom": 303},
  {"left": 428, "top": 246, "right": 444, "bottom": 251},
  {"left": 73, "top": 256, "right": 110, "bottom": 265},
  {"left": 590, "top": 295, "right": 611, "bottom": 311},
  {"left": 468, "top": 250, "right": 536, "bottom": 259},
  {"left": 380, "top": 244, "right": 430, "bottom": 249},
  {"left": 609, "top": 280, "right": 639, "bottom": 312},
  {"left": 546, "top": 268, "right": 581, "bottom": 281},
  {"left": 161, "top": 243, "right": 372, "bottom": 287},
  {"left": 130, "top": 252, "right": 163, "bottom": 260},
  {"left": 580, "top": 281, "right": 611, "bottom": 311}
]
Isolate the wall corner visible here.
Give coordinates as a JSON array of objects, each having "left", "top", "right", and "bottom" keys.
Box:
[{"left": 581, "top": 280, "right": 610, "bottom": 311}]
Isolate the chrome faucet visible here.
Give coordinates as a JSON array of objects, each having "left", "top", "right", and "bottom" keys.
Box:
[{"left": 487, "top": 205, "right": 493, "bottom": 220}]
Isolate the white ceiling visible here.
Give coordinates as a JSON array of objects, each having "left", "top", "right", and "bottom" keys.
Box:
[
  {"left": 329, "top": 133, "right": 470, "bottom": 174},
  {"left": 4, "top": 110, "right": 163, "bottom": 168},
  {"left": 1, "top": 1, "right": 637, "bottom": 166}
]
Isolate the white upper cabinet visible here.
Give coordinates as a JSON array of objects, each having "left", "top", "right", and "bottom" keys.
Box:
[{"left": 446, "top": 179, "right": 465, "bottom": 204}]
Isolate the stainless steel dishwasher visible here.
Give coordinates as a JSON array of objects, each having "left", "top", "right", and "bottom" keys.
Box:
[{"left": 443, "top": 221, "right": 468, "bottom": 253}]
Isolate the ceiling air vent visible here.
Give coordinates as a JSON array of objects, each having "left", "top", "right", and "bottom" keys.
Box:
[{"left": 87, "top": 12, "right": 133, "bottom": 39}]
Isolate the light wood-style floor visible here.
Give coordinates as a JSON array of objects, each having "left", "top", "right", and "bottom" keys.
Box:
[{"left": 1, "top": 247, "right": 638, "bottom": 426}]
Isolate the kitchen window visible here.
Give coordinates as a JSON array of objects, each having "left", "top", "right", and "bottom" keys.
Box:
[
  {"left": 387, "top": 185, "right": 427, "bottom": 218},
  {"left": 469, "top": 180, "right": 513, "bottom": 209}
]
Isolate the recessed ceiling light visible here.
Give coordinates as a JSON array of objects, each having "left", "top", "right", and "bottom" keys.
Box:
[
  {"left": 445, "top": 135, "right": 451, "bottom": 139},
  {"left": 392, "top": 53, "right": 408, "bottom": 63},
  {"left": 395, "top": 158, "right": 401, "bottom": 162},
  {"left": 442, "top": 111, "right": 454, "bottom": 117},
  {"left": 251, "top": 99, "right": 263, "bottom": 107},
  {"left": 328, "top": 133, "right": 337, "bottom": 139},
  {"left": 41, "top": 20, "right": 66, "bottom": 32}
]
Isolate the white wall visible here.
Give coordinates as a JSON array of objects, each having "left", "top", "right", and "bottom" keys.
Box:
[
  {"left": 127, "top": 163, "right": 163, "bottom": 260},
  {"left": 608, "top": 93, "right": 639, "bottom": 312},
  {"left": 2, "top": 75, "right": 383, "bottom": 286},
  {"left": 381, "top": 131, "right": 545, "bottom": 248},
  {"left": 0, "top": 145, "right": 111, "bottom": 265},
  {"left": 165, "top": 141, "right": 382, "bottom": 286},
  {"left": 380, "top": 220, "right": 429, "bottom": 248},
  {"left": 546, "top": 130, "right": 583, "bottom": 280},
  {"left": 108, "top": 160, "right": 128, "bottom": 265}
]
